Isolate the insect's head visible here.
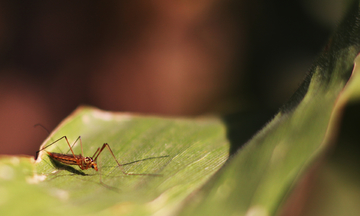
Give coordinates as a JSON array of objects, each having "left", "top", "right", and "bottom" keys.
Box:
[{"left": 84, "top": 157, "right": 98, "bottom": 171}]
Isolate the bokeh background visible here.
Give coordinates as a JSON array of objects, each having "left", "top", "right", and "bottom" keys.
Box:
[{"left": 0, "top": 0, "right": 350, "bottom": 155}]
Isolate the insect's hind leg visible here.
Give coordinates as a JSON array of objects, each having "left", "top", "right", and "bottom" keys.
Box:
[
  {"left": 35, "top": 136, "right": 81, "bottom": 160},
  {"left": 35, "top": 136, "right": 69, "bottom": 160},
  {"left": 65, "top": 136, "right": 82, "bottom": 155}
]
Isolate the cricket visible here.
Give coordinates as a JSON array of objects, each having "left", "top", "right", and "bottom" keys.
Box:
[{"left": 35, "top": 128, "right": 167, "bottom": 180}]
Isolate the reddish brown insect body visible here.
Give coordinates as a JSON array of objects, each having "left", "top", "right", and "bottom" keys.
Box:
[{"left": 46, "top": 152, "right": 98, "bottom": 171}]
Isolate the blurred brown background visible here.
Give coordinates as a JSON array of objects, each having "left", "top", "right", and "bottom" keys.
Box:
[{"left": 0, "top": 0, "right": 348, "bottom": 155}]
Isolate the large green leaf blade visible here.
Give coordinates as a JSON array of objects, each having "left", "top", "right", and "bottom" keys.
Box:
[{"left": 1, "top": 107, "right": 230, "bottom": 216}]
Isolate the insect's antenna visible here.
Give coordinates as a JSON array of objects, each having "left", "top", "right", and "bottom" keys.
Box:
[
  {"left": 34, "top": 124, "right": 54, "bottom": 160},
  {"left": 35, "top": 124, "right": 50, "bottom": 160},
  {"left": 34, "top": 124, "right": 51, "bottom": 135}
]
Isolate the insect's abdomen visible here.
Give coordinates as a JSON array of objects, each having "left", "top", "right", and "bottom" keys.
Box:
[{"left": 47, "top": 152, "right": 81, "bottom": 165}]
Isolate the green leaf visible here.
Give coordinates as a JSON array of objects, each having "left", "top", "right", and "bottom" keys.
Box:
[
  {"left": 178, "top": 1, "right": 360, "bottom": 215},
  {"left": 0, "top": 107, "right": 229, "bottom": 215},
  {"left": 296, "top": 51, "right": 360, "bottom": 216}
]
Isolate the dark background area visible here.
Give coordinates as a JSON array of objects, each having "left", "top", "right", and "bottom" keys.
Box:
[{"left": 0, "top": 0, "right": 349, "bottom": 155}]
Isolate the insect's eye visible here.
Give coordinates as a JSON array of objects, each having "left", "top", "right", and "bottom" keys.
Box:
[{"left": 91, "top": 165, "right": 94, "bottom": 168}]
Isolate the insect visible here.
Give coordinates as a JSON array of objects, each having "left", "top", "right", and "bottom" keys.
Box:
[{"left": 35, "top": 135, "right": 164, "bottom": 178}]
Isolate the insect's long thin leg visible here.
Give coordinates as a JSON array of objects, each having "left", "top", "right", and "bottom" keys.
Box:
[
  {"left": 93, "top": 144, "right": 127, "bottom": 174},
  {"left": 92, "top": 147, "right": 101, "bottom": 159},
  {"left": 35, "top": 136, "right": 69, "bottom": 160},
  {"left": 64, "top": 136, "right": 84, "bottom": 168},
  {"left": 94, "top": 143, "right": 160, "bottom": 176},
  {"left": 95, "top": 147, "right": 104, "bottom": 183},
  {"left": 80, "top": 136, "right": 84, "bottom": 160},
  {"left": 35, "top": 136, "right": 80, "bottom": 167},
  {"left": 65, "top": 136, "right": 82, "bottom": 155}
]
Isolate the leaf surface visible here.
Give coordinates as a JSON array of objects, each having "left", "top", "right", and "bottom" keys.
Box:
[{"left": 1, "top": 107, "right": 229, "bottom": 216}]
